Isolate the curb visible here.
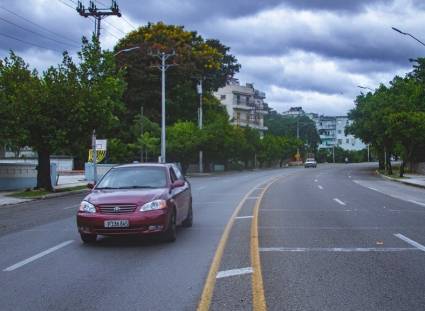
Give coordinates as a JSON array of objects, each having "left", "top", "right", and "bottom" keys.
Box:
[
  {"left": 1, "top": 189, "right": 89, "bottom": 207},
  {"left": 376, "top": 170, "right": 425, "bottom": 190}
]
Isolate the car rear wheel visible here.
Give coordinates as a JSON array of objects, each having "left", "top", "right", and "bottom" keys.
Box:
[
  {"left": 80, "top": 233, "right": 97, "bottom": 244},
  {"left": 182, "top": 203, "right": 193, "bottom": 228},
  {"left": 162, "top": 210, "right": 176, "bottom": 242}
]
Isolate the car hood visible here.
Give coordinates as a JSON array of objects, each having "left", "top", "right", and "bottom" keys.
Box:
[{"left": 84, "top": 188, "right": 168, "bottom": 206}]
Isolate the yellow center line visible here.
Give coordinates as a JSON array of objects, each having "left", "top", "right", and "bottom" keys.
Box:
[
  {"left": 251, "top": 177, "right": 281, "bottom": 311},
  {"left": 197, "top": 178, "right": 275, "bottom": 311}
]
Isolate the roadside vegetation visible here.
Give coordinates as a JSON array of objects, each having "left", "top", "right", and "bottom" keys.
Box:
[
  {"left": 0, "top": 22, "right": 308, "bottom": 191},
  {"left": 347, "top": 59, "right": 425, "bottom": 177}
]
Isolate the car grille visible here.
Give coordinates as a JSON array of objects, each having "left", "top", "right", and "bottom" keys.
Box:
[{"left": 98, "top": 204, "right": 137, "bottom": 214}]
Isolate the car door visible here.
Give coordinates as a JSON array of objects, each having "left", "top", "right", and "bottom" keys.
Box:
[
  {"left": 169, "top": 167, "right": 188, "bottom": 224},
  {"left": 172, "top": 164, "right": 191, "bottom": 213}
]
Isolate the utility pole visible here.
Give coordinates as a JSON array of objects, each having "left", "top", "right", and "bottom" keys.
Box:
[
  {"left": 367, "top": 144, "right": 370, "bottom": 162},
  {"left": 332, "top": 145, "right": 335, "bottom": 163},
  {"left": 140, "top": 106, "right": 144, "bottom": 162},
  {"left": 151, "top": 51, "right": 176, "bottom": 163},
  {"left": 197, "top": 79, "right": 203, "bottom": 173},
  {"left": 92, "top": 129, "right": 97, "bottom": 183},
  {"left": 76, "top": 0, "right": 121, "bottom": 39}
]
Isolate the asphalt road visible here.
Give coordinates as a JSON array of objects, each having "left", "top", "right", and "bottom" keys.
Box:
[
  {"left": 1, "top": 164, "right": 424, "bottom": 311},
  {"left": 0, "top": 167, "right": 293, "bottom": 311}
]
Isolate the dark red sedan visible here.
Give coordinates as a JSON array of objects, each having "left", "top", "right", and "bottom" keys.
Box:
[{"left": 77, "top": 163, "right": 192, "bottom": 243}]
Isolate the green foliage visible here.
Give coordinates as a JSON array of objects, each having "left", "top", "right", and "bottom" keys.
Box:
[{"left": 348, "top": 59, "right": 425, "bottom": 176}]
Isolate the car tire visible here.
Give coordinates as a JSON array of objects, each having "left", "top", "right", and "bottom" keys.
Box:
[
  {"left": 182, "top": 202, "right": 193, "bottom": 228},
  {"left": 80, "top": 233, "right": 97, "bottom": 244},
  {"left": 162, "top": 210, "right": 177, "bottom": 243}
]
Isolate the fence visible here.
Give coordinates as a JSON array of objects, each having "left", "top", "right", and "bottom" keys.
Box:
[{"left": 0, "top": 163, "right": 57, "bottom": 191}]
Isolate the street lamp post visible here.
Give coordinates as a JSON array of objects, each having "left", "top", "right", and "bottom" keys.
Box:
[
  {"left": 197, "top": 79, "right": 203, "bottom": 173},
  {"left": 392, "top": 27, "right": 425, "bottom": 47},
  {"left": 115, "top": 47, "right": 175, "bottom": 164}
]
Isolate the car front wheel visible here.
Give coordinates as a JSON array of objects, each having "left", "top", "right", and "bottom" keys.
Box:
[
  {"left": 182, "top": 203, "right": 193, "bottom": 228},
  {"left": 80, "top": 233, "right": 97, "bottom": 244},
  {"left": 162, "top": 210, "right": 176, "bottom": 242}
]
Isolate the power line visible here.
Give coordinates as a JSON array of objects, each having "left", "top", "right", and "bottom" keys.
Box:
[
  {"left": 0, "top": 32, "right": 64, "bottom": 52},
  {"left": 0, "top": 6, "right": 80, "bottom": 45},
  {"left": 103, "top": 19, "right": 126, "bottom": 34},
  {"left": 122, "top": 16, "right": 136, "bottom": 30},
  {"left": 0, "top": 16, "right": 79, "bottom": 48}
]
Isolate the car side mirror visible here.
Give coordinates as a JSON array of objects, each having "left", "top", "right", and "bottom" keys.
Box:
[
  {"left": 87, "top": 183, "right": 95, "bottom": 189},
  {"left": 171, "top": 179, "right": 185, "bottom": 189}
]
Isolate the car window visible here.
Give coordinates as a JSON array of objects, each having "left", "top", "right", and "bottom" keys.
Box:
[
  {"left": 169, "top": 167, "right": 178, "bottom": 183},
  {"left": 96, "top": 167, "right": 167, "bottom": 189},
  {"left": 172, "top": 164, "right": 184, "bottom": 180}
]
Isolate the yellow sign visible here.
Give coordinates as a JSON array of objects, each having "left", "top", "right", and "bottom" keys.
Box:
[{"left": 88, "top": 149, "right": 106, "bottom": 163}]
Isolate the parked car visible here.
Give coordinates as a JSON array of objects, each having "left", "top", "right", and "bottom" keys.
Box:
[
  {"left": 76, "top": 163, "right": 192, "bottom": 243},
  {"left": 304, "top": 158, "right": 317, "bottom": 168}
]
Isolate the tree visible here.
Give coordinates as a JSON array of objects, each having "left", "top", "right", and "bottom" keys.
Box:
[
  {"left": 167, "top": 121, "right": 201, "bottom": 173},
  {"left": 114, "top": 22, "right": 240, "bottom": 125},
  {"left": 1, "top": 36, "right": 126, "bottom": 190}
]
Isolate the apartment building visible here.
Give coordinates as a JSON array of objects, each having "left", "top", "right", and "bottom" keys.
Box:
[{"left": 214, "top": 79, "right": 268, "bottom": 137}]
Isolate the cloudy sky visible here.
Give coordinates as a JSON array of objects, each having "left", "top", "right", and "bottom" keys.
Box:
[{"left": 1, "top": 0, "right": 425, "bottom": 115}]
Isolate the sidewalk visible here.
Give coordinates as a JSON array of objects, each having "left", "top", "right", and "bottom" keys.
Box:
[
  {"left": 0, "top": 174, "right": 88, "bottom": 207},
  {"left": 378, "top": 172, "right": 425, "bottom": 189}
]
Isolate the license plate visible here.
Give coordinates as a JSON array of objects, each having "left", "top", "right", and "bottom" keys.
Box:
[{"left": 104, "top": 220, "right": 129, "bottom": 228}]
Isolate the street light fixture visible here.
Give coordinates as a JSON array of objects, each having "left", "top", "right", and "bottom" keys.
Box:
[
  {"left": 392, "top": 27, "right": 425, "bottom": 47},
  {"left": 357, "top": 85, "right": 373, "bottom": 91}
]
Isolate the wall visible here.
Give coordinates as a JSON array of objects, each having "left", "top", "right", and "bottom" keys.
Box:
[
  {"left": 85, "top": 163, "right": 116, "bottom": 182},
  {"left": 412, "top": 162, "right": 425, "bottom": 174},
  {"left": 0, "top": 163, "right": 57, "bottom": 190},
  {"left": 0, "top": 157, "right": 73, "bottom": 171}
]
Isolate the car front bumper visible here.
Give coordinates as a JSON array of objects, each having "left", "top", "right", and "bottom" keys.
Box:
[{"left": 77, "top": 209, "right": 170, "bottom": 236}]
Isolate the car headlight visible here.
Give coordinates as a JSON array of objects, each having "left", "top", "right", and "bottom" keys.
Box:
[
  {"left": 79, "top": 201, "right": 96, "bottom": 213},
  {"left": 140, "top": 200, "right": 167, "bottom": 212}
]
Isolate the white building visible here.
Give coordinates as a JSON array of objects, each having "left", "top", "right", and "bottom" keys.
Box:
[
  {"left": 281, "top": 106, "right": 305, "bottom": 118},
  {"left": 310, "top": 114, "right": 366, "bottom": 151},
  {"left": 214, "top": 79, "right": 268, "bottom": 137}
]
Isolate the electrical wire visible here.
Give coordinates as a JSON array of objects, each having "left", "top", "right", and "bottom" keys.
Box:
[
  {"left": 0, "top": 31, "right": 64, "bottom": 52},
  {"left": 0, "top": 6, "right": 80, "bottom": 45}
]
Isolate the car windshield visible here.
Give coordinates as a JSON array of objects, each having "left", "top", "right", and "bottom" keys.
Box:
[
  {"left": 306, "top": 158, "right": 315, "bottom": 162},
  {"left": 96, "top": 167, "right": 167, "bottom": 189}
]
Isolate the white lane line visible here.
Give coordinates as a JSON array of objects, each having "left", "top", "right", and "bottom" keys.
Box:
[
  {"left": 333, "top": 198, "right": 346, "bottom": 206},
  {"left": 314, "top": 179, "right": 318, "bottom": 183},
  {"left": 260, "top": 247, "right": 417, "bottom": 252},
  {"left": 216, "top": 267, "right": 253, "bottom": 279},
  {"left": 368, "top": 187, "right": 378, "bottom": 191},
  {"left": 409, "top": 200, "right": 425, "bottom": 207},
  {"left": 3, "top": 240, "right": 74, "bottom": 272},
  {"left": 394, "top": 233, "right": 425, "bottom": 252},
  {"left": 348, "top": 176, "right": 352, "bottom": 179},
  {"left": 63, "top": 205, "right": 79, "bottom": 210},
  {"left": 235, "top": 216, "right": 253, "bottom": 219},
  {"left": 246, "top": 196, "right": 260, "bottom": 200},
  {"left": 318, "top": 185, "right": 323, "bottom": 190}
]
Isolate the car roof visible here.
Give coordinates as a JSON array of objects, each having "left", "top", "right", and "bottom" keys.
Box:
[{"left": 114, "top": 163, "right": 173, "bottom": 169}]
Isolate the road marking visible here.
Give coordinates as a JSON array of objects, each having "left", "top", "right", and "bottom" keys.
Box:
[
  {"left": 348, "top": 176, "right": 352, "bottom": 179},
  {"left": 409, "top": 200, "right": 425, "bottom": 207},
  {"left": 314, "top": 179, "right": 318, "bottom": 182},
  {"left": 3, "top": 240, "right": 74, "bottom": 272},
  {"left": 368, "top": 187, "right": 378, "bottom": 191},
  {"left": 246, "top": 196, "right": 260, "bottom": 200},
  {"left": 318, "top": 185, "right": 323, "bottom": 190},
  {"left": 333, "top": 198, "right": 346, "bottom": 206},
  {"left": 252, "top": 178, "right": 280, "bottom": 311},
  {"left": 260, "top": 247, "right": 417, "bottom": 252},
  {"left": 235, "top": 216, "right": 253, "bottom": 219},
  {"left": 395, "top": 233, "right": 425, "bottom": 252},
  {"left": 63, "top": 204, "right": 79, "bottom": 210},
  {"left": 197, "top": 177, "right": 275, "bottom": 311},
  {"left": 216, "top": 267, "right": 253, "bottom": 279}
]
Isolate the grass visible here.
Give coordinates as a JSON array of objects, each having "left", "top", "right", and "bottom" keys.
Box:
[{"left": 8, "top": 185, "right": 87, "bottom": 199}]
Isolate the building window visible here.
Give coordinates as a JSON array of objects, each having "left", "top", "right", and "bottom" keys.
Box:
[
  {"left": 236, "top": 94, "right": 240, "bottom": 104},
  {"left": 338, "top": 130, "right": 342, "bottom": 134},
  {"left": 338, "top": 139, "right": 342, "bottom": 145},
  {"left": 346, "top": 139, "right": 349, "bottom": 144},
  {"left": 220, "top": 95, "right": 226, "bottom": 100},
  {"left": 236, "top": 112, "right": 240, "bottom": 123}
]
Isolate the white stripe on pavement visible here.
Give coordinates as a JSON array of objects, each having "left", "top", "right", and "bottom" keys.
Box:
[
  {"left": 216, "top": 267, "right": 253, "bottom": 279},
  {"left": 318, "top": 185, "right": 323, "bottom": 190},
  {"left": 63, "top": 205, "right": 79, "bottom": 210},
  {"left": 409, "top": 200, "right": 425, "bottom": 207},
  {"left": 333, "top": 198, "right": 346, "bottom": 206},
  {"left": 314, "top": 179, "right": 318, "bottom": 182},
  {"left": 260, "top": 247, "right": 417, "bottom": 252},
  {"left": 3, "top": 240, "right": 74, "bottom": 272},
  {"left": 394, "top": 233, "right": 425, "bottom": 252},
  {"left": 367, "top": 187, "right": 378, "bottom": 191},
  {"left": 235, "top": 216, "right": 253, "bottom": 219},
  {"left": 246, "top": 196, "right": 260, "bottom": 200}
]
